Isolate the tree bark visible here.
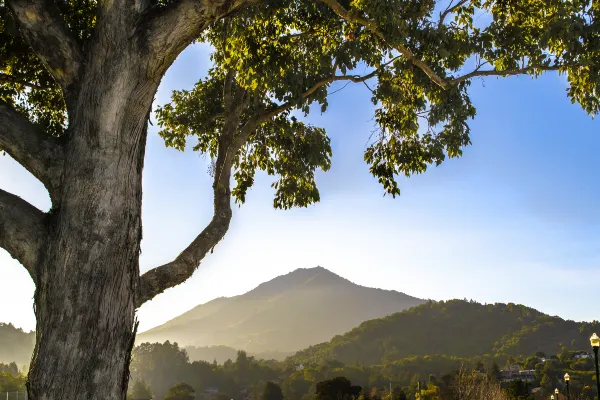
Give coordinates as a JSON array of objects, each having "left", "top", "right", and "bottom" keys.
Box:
[{"left": 26, "top": 42, "right": 159, "bottom": 400}]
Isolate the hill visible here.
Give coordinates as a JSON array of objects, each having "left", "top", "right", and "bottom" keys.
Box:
[
  {"left": 137, "top": 266, "right": 424, "bottom": 353},
  {"left": 0, "top": 323, "right": 35, "bottom": 365},
  {"left": 290, "top": 299, "right": 600, "bottom": 365}
]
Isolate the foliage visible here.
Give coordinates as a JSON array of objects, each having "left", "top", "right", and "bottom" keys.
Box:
[
  {"left": 315, "top": 377, "right": 362, "bottom": 400},
  {"left": 127, "top": 379, "right": 153, "bottom": 400},
  {"left": 262, "top": 381, "right": 284, "bottom": 400},
  {"left": 156, "top": 0, "right": 600, "bottom": 201},
  {"left": 165, "top": 382, "right": 195, "bottom": 400},
  {"left": 0, "top": 371, "right": 25, "bottom": 393}
]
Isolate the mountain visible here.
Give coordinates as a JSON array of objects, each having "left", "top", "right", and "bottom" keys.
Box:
[
  {"left": 290, "top": 299, "right": 600, "bottom": 365},
  {"left": 136, "top": 266, "right": 424, "bottom": 353},
  {"left": 0, "top": 323, "right": 35, "bottom": 365}
]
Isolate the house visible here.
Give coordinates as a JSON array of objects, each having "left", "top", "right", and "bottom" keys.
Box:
[
  {"left": 500, "top": 367, "right": 535, "bottom": 383},
  {"left": 574, "top": 351, "right": 593, "bottom": 359},
  {"left": 295, "top": 363, "right": 305, "bottom": 371}
]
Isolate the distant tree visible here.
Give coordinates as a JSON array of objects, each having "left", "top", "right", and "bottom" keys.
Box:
[
  {"left": 263, "top": 382, "right": 284, "bottom": 400},
  {"left": 165, "top": 383, "right": 195, "bottom": 400},
  {"left": 130, "top": 341, "right": 189, "bottom": 399},
  {"left": 316, "top": 377, "right": 362, "bottom": 400},
  {"left": 489, "top": 362, "right": 501, "bottom": 382},
  {"left": 127, "top": 379, "right": 153, "bottom": 400}
]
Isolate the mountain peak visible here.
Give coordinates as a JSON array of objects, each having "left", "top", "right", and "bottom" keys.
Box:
[{"left": 246, "top": 267, "right": 350, "bottom": 298}]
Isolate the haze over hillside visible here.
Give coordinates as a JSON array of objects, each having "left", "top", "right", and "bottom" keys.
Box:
[
  {"left": 136, "top": 266, "right": 424, "bottom": 353},
  {"left": 0, "top": 323, "right": 34, "bottom": 365},
  {"left": 291, "top": 299, "right": 600, "bottom": 365}
]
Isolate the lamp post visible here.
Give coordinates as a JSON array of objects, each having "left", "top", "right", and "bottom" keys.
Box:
[
  {"left": 555, "top": 388, "right": 560, "bottom": 400},
  {"left": 564, "top": 373, "right": 570, "bottom": 400},
  {"left": 591, "top": 333, "right": 600, "bottom": 400},
  {"left": 551, "top": 395, "right": 555, "bottom": 400}
]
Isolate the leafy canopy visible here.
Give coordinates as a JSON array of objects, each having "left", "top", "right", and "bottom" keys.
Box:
[
  {"left": 155, "top": 0, "right": 600, "bottom": 204},
  {"left": 2, "top": 0, "right": 599, "bottom": 200}
]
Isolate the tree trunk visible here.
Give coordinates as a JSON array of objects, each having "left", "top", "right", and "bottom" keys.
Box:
[{"left": 26, "top": 48, "right": 159, "bottom": 400}]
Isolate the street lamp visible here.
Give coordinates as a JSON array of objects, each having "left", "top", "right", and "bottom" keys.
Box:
[
  {"left": 551, "top": 395, "right": 555, "bottom": 400},
  {"left": 591, "top": 333, "right": 600, "bottom": 400},
  {"left": 555, "top": 388, "right": 559, "bottom": 400},
  {"left": 564, "top": 373, "right": 570, "bottom": 400}
]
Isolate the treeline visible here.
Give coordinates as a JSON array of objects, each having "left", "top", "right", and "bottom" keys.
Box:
[
  {"left": 185, "top": 345, "right": 294, "bottom": 364},
  {"left": 290, "top": 300, "right": 600, "bottom": 366},
  {"left": 128, "top": 340, "right": 600, "bottom": 400},
  {"left": 0, "top": 362, "right": 26, "bottom": 394}
]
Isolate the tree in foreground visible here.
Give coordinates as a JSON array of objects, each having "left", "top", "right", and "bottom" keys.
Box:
[{"left": 0, "top": 0, "right": 599, "bottom": 399}]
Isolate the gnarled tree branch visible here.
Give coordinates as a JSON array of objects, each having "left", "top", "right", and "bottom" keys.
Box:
[
  {"left": 142, "top": 0, "right": 254, "bottom": 77},
  {"left": 0, "top": 101, "right": 64, "bottom": 202},
  {"left": 0, "top": 188, "right": 47, "bottom": 283},
  {"left": 137, "top": 79, "right": 247, "bottom": 307},
  {"left": 5, "top": 0, "right": 83, "bottom": 94}
]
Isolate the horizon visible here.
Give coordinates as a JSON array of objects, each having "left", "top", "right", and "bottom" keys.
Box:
[
  {"left": 1, "top": 43, "right": 599, "bottom": 334},
  {"left": 2, "top": 265, "right": 596, "bottom": 335}
]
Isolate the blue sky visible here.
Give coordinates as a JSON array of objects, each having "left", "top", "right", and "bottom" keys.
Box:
[{"left": 1, "top": 42, "right": 599, "bottom": 334}]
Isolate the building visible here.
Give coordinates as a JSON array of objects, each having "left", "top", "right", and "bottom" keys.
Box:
[{"left": 500, "top": 367, "right": 535, "bottom": 383}]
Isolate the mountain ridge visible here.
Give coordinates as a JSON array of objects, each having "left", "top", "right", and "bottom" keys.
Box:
[{"left": 288, "top": 299, "right": 600, "bottom": 365}]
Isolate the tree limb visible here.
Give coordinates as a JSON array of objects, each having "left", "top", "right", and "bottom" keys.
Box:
[
  {"left": 450, "top": 65, "right": 561, "bottom": 85},
  {"left": 319, "top": 0, "right": 449, "bottom": 89},
  {"left": 142, "top": 0, "right": 254, "bottom": 77},
  {"left": 0, "top": 101, "right": 64, "bottom": 202},
  {"left": 5, "top": 0, "right": 83, "bottom": 94},
  {"left": 438, "top": 0, "right": 470, "bottom": 29},
  {"left": 0, "top": 188, "right": 46, "bottom": 283},
  {"left": 137, "top": 89, "right": 246, "bottom": 307}
]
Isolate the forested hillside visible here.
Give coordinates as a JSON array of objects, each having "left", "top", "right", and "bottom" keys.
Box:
[
  {"left": 290, "top": 300, "right": 600, "bottom": 365},
  {"left": 0, "top": 323, "right": 34, "bottom": 366}
]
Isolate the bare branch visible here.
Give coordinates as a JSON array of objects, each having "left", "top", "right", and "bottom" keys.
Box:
[
  {"left": 319, "top": 0, "right": 448, "bottom": 89},
  {"left": 5, "top": 0, "right": 83, "bottom": 94},
  {"left": 438, "top": 0, "right": 470, "bottom": 28},
  {"left": 261, "top": 69, "right": 382, "bottom": 121},
  {"left": 450, "top": 64, "right": 561, "bottom": 85},
  {"left": 0, "top": 101, "right": 64, "bottom": 202},
  {"left": 142, "top": 0, "right": 254, "bottom": 77},
  {"left": 0, "top": 188, "right": 46, "bottom": 283}
]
